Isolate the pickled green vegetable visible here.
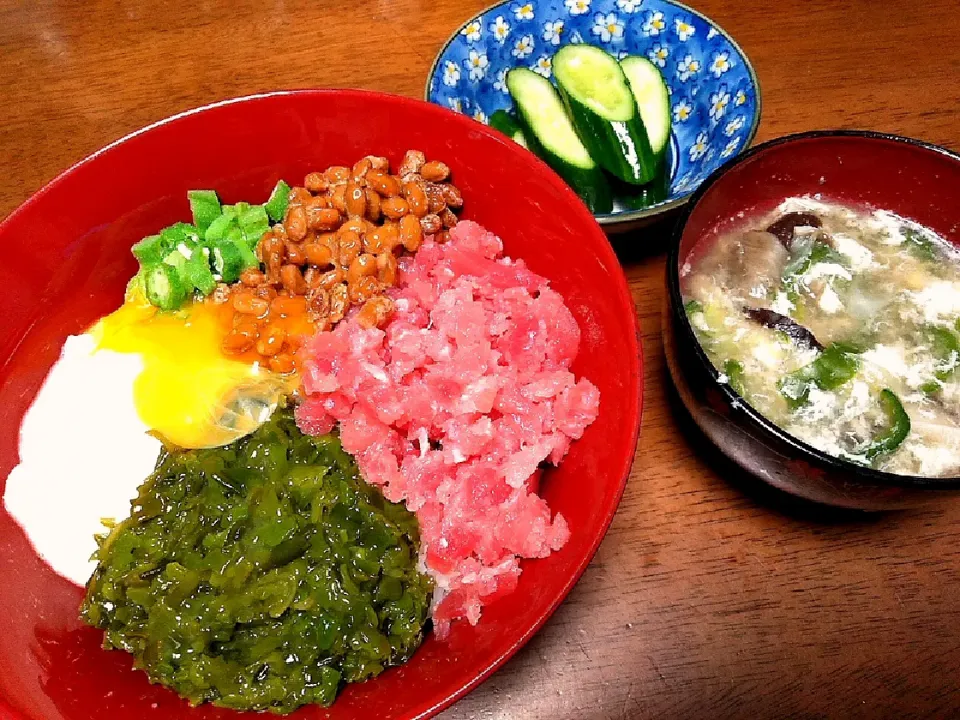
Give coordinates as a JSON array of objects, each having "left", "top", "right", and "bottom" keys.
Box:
[{"left": 81, "top": 408, "right": 432, "bottom": 714}]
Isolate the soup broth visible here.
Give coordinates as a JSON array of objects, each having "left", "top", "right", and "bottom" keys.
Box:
[{"left": 683, "top": 197, "right": 960, "bottom": 477}]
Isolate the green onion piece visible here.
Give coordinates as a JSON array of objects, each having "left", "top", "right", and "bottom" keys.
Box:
[
  {"left": 125, "top": 269, "right": 146, "bottom": 300},
  {"left": 778, "top": 373, "right": 811, "bottom": 408},
  {"left": 235, "top": 240, "right": 259, "bottom": 270},
  {"left": 239, "top": 205, "right": 270, "bottom": 246},
  {"left": 160, "top": 222, "right": 201, "bottom": 246},
  {"left": 861, "top": 389, "right": 911, "bottom": 460},
  {"left": 239, "top": 204, "right": 269, "bottom": 232},
  {"left": 928, "top": 326, "right": 959, "bottom": 356},
  {"left": 225, "top": 224, "right": 243, "bottom": 244},
  {"left": 159, "top": 226, "right": 182, "bottom": 246},
  {"left": 204, "top": 213, "right": 236, "bottom": 243},
  {"left": 131, "top": 234, "right": 165, "bottom": 265},
  {"left": 188, "top": 190, "right": 222, "bottom": 234},
  {"left": 921, "top": 380, "right": 941, "bottom": 396},
  {"left": 184, "top": 248, "right": 216, "bottom": 295},
  {"left": 264, "top": 180, "right": 291, "bottom": 223},
  {"left": 778, "top": 342, "right": 860, "bottom": 408},
  {"left": 782, "top": 241, "right": 846, "bottom": 288},
  {"left": 811, "top": 343, "right": 861, "bottom": 390},
  {"left": 241, "top": 223, "right": 269, "bottom": 248},
  {"left": 218, "top": 224, "right": 259, "bottom": 266},
  {"left": 901, "top": 227, "right": 939, "bottom": 262},
  {"left": 830, "top": 340, "right": 868, "bottom": 355},
  {"left": 926, "top": 326, "right": 960, "bottom": 380},
  {"left": 220, "top": 226, "right": 259, "bottom": 269},
  {"left": 684, "top": 299, "right": 703, "bottom": 316},
  {"left": 784, "top": 288, "right": 804, "bottom": 323},
  {"left": 145, "top": 264, "right": 187, "bottom": 311},
  {"left": 162, "top": 247, "right": 188, "bottom": 274},
  {"left": 212, "top": 242, "right": 244, "bottom": 283},
  {"left": 242, "top": 226, "right": 268, "bottom": 248},
  {"left": 722, "top": 359, "right": 745, "bottom": 396}
]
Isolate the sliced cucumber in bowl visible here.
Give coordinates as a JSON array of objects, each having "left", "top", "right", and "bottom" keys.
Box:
[
  {"left": 489, "top": 109, "right": 530, "bottom": 149},
  {"left": 553, "top": 45, "right": 657, "bottom": 186},
  {"left": 494, "top": 44, "right": 676, "bottom": 217},
  {"left": 612, "top": 170, "right": 670, "bottom": 211},
  {"left": 506, "top": 67, "right": 613, "bottom": 214},
  {"left": 619, "top": 55, "right": 672, "bottom": 180}
]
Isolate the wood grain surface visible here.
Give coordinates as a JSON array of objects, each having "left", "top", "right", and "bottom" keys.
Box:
[{"left": 3, "top": 1, "right": 960, "bottom": 718}]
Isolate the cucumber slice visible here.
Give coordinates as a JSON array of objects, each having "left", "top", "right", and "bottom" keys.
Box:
[
  {"left": 553, "top": 45, "right": 655, "bottom": 185},
  {"left": 489, "top": 109, "right": 529, "bottom": 149},
  {"left": 613, "top": 172, "right": 670, "bottom": 211},
  {"left": 506, "top": 68, "right": 612, "bottom": 214},
  {"left": 620, "top": 55, "right": 672, "bottom": 177}
]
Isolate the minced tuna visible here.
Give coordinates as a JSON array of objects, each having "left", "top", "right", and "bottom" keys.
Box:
[{"left": 296, "top": 221, "right": 600, "bottom": 635}]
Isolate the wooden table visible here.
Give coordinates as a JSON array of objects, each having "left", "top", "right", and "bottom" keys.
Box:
[{"left": 3, "top": 1, "right": 960, "bottom": 717}]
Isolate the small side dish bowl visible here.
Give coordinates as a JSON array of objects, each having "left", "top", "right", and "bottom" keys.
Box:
[
  {"left": 0, "top": 90, "right": 641, "bottom": 720},
  {"left": 426, "top": 0, "right": 761, "bottom": 232},
  {"left": 664, "top": 130, "right": 960, "bottom": 510}
]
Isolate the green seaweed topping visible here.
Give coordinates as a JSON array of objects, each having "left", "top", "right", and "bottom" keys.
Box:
[{"left": 81, "top": 408, "right": 432, "bottom": 714}]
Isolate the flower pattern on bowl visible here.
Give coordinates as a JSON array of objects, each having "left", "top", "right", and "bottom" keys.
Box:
[{"left": 426, "top": 0, "right": 761, "bottom": 220}]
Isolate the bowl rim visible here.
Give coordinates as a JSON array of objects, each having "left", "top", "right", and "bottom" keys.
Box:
[
  {"left": 423, "top": 0, "right": 763, "bottom": 226},
  {"left": 667, "top": 128, "right": 960, "bottom": 491},
  {"left": 0, "top": 87, "right": 644, "bottom": 720}
]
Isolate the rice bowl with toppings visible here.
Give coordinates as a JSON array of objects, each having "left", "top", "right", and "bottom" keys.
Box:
[{"left": 0, "top": 93, "right": 636, "bottom": 717}]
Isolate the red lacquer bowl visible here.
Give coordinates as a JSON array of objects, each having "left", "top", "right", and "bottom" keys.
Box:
[
  {"left": 0, "top": 90, "right": 641, "bottom": 719},
  {"left": 664, "top": 130, "right": 960, "bottom": 509}
]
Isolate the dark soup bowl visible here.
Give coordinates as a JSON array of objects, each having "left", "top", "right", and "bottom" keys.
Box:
[{"left": 664, "top": 130, "right": 960, "bottom": 510}]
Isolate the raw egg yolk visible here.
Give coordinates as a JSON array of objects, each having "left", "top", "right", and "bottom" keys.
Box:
[{"left": 89, "top": 295, "right": 294, "bottom": 449}]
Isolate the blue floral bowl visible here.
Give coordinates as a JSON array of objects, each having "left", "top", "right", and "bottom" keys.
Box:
[{"left": 426, "top": 0, "right": 761, "bottom": 231}]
